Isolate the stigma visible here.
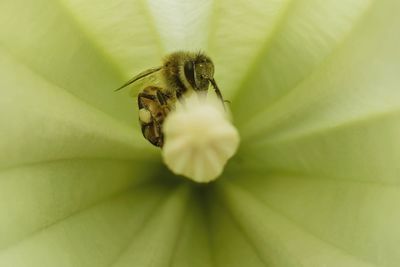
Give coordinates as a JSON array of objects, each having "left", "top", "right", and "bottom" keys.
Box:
[{"left": 162, "top": 93, "right": 240, "bottom": 183}]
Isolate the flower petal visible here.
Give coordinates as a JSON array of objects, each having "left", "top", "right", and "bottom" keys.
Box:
[
  {"left": 59, "top": 0, "right": 164, "bottom": 73},
  {"left": 232, "top": 0, "right": 373, "bottom": 124},
  {"left": 0, "top": 182, "right": 183, "bottom": 267},
  {"left": 146, "top": 0, "right": 213, "bottom": 52},
  {"left": 0, "top": 0, "right": 140, "bottom": 123},
  {"left": 0, "top": 49, "right": 155, "bottom": 169},
  {"left": 111, "top": 185, "right": 189, "bottom": 267},
  {"left": 0, "top": 160, "right": 155, "bottom": 250},
  {"left": 208, "top": 0, "right": 292, "bottom": 97},
  {"left": 233, "top": 0, "right": 400, "bottom": 184},
  {"left": 217, "top": 181, "right": 378, "bottom": 266},
  {"left": 169, "top": 191, "right": 213, "bottom": 267},
  {"left": 237, "top": 112, "right": 400, "bottom": 184},
  {"left": 206, "top": 188, "right": 269, "bottom": 267},
  {"left": 240, "top": 0, "right": 399, "bottom": 138},
  {"left": 228, "top": 174, "right": 400, "bottom": 266}
]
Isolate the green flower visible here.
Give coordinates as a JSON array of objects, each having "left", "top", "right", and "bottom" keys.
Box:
[{"left": 0, "top": 0, "right": 399, "bottom": 266}]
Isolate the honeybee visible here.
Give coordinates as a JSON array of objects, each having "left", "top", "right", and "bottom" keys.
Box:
[{"left": 115, "top": 51, "right": 225, "bottom": 147}]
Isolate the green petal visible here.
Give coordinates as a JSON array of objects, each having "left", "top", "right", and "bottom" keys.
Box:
[
  {"left": 217, "top": 181, "right": 377, "bottom": 266},
  {"left": 232, "top": 0, "right": 373, "bottom": 125},
  {"left": 145, "top": 0, "right": 213, "bottom": 52},
  {"left": 0, "top": 0, "right": 142, "bottom": 124},
  {"left": 0, "top": 49, "right": 155, "bottom": 169},
  {"left": 59, "top": 0, "right": 164, "bottom": 71},
  {"left": 239, "top": 0, "right": 399, "bottom": 137},
  {"left": 234, "top": 0, "right": 400, "bottom": 183},
  {"left": 0, "top": 160, "right": 154, "bottom": 250},
  {"left": 227, "top": 175, "right": 400, "bottom": 266},
  {"left": 169, "top": 190, "right": 213, "bottom": 267},
  {"left": 237, "top": 112, "right": 400, "bottom": 183},
  {"left": 224, "top": 1, "right": 400, "bottom": 265},
  {"left": 208, "top": 0, "right": 292, "bottom": 97},
  {"left": 111, "top": 185, "right": 189, "bottom": 267},
  {"left": 206, "top": 188, "right": 267, "bottom": 267},
  {"left": 0, "top": 182, "right": 181, "bottom": 266},
  {"left": 1, "top": 0, "right": 399, "bottom": 266}
]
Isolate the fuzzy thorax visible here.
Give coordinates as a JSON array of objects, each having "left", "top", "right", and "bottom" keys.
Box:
[{"left": 162, "top": 93, "right": 240, "bottom": 183}]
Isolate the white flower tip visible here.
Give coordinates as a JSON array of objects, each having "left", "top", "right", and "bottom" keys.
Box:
[{"left": 162, "top": 93, "right": 240, "bottom": 183}]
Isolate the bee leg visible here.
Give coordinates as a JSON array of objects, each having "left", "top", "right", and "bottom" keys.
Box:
[
  {"left": 138, "top": 92, "right": 164, "bottom": 123},
  {"left": 209, "top": 79, "right": 226, "bottom": 110},
  {"left": 145, "top": 118, "right": 163, "bottom": 147},
  {"left": 154, "top": 120, "right": 164, "bottom": 147},
  {"left": 156, "top": 90, "right": 168, "bottom": 106},
  {"left": 141, "top": 122, "right": 163, "bottom": 147},
  {"left": 137, "top": 88, "right": 169, "bottom": 147},
  {"left": 138, "top": 93, "right": 164, "bottom": 147},
  {"left": 156, "top": 89, "right": 172, "bottom": 115},
  {"left": 138, "top": 93, "right": 157, "bottom": 124},
  {"left": 138, "top": 92, "right": 156, "bottom": 109},
  {"left": 140, "top": 114, "right": 164, "bottom": 147}
]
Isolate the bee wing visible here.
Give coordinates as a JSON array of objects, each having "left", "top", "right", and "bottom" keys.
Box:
[{"left": 114, "top": 66, "right": 162, "bottom": 92}]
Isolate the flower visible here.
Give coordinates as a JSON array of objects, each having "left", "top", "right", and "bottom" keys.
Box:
[
  {"left": 162, "top": 93, "right": 240, "bottom": 183},
  {"left": 0, "top": 0, "right": 399, "bottom": 266}
]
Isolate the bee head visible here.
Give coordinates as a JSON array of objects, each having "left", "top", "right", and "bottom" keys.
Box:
[{"left": 184, "top": 53, "right": 215, "bottom": 93}]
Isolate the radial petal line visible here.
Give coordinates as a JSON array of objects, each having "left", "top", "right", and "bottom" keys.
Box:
[
  {"left": 0, "top": 180, "right": 162, "bottom": 253},
  {"left": 241, "top": 0, "right": 376, "bottom": 138},
  {"left": 218, "top": 182, "right": 378, "bottom": 267},
  {"left": 230, "top": 0, "right": 295, "bottom": 99},
  {"left": 250, "top": 107, "right": 400, "bottom": 146},
  {"left": 106, "top": 185, "right": 182, "bottom": 267}
]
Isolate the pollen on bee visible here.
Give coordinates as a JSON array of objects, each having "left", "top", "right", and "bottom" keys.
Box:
[
  {"left": 139, "top": 108, "right": 152, "bottom": 124},
  {"left": 161, "top": 93, "right": 240, "bottom": 183}
]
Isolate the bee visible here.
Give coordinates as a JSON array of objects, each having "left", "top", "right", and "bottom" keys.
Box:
[{"left": 115, "top": 51, "right": 225, "bottom": 147}]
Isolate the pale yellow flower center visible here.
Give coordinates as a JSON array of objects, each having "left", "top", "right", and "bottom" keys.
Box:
[{"left": 162, "top": 93, "right": 240, "bottom": 183}]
